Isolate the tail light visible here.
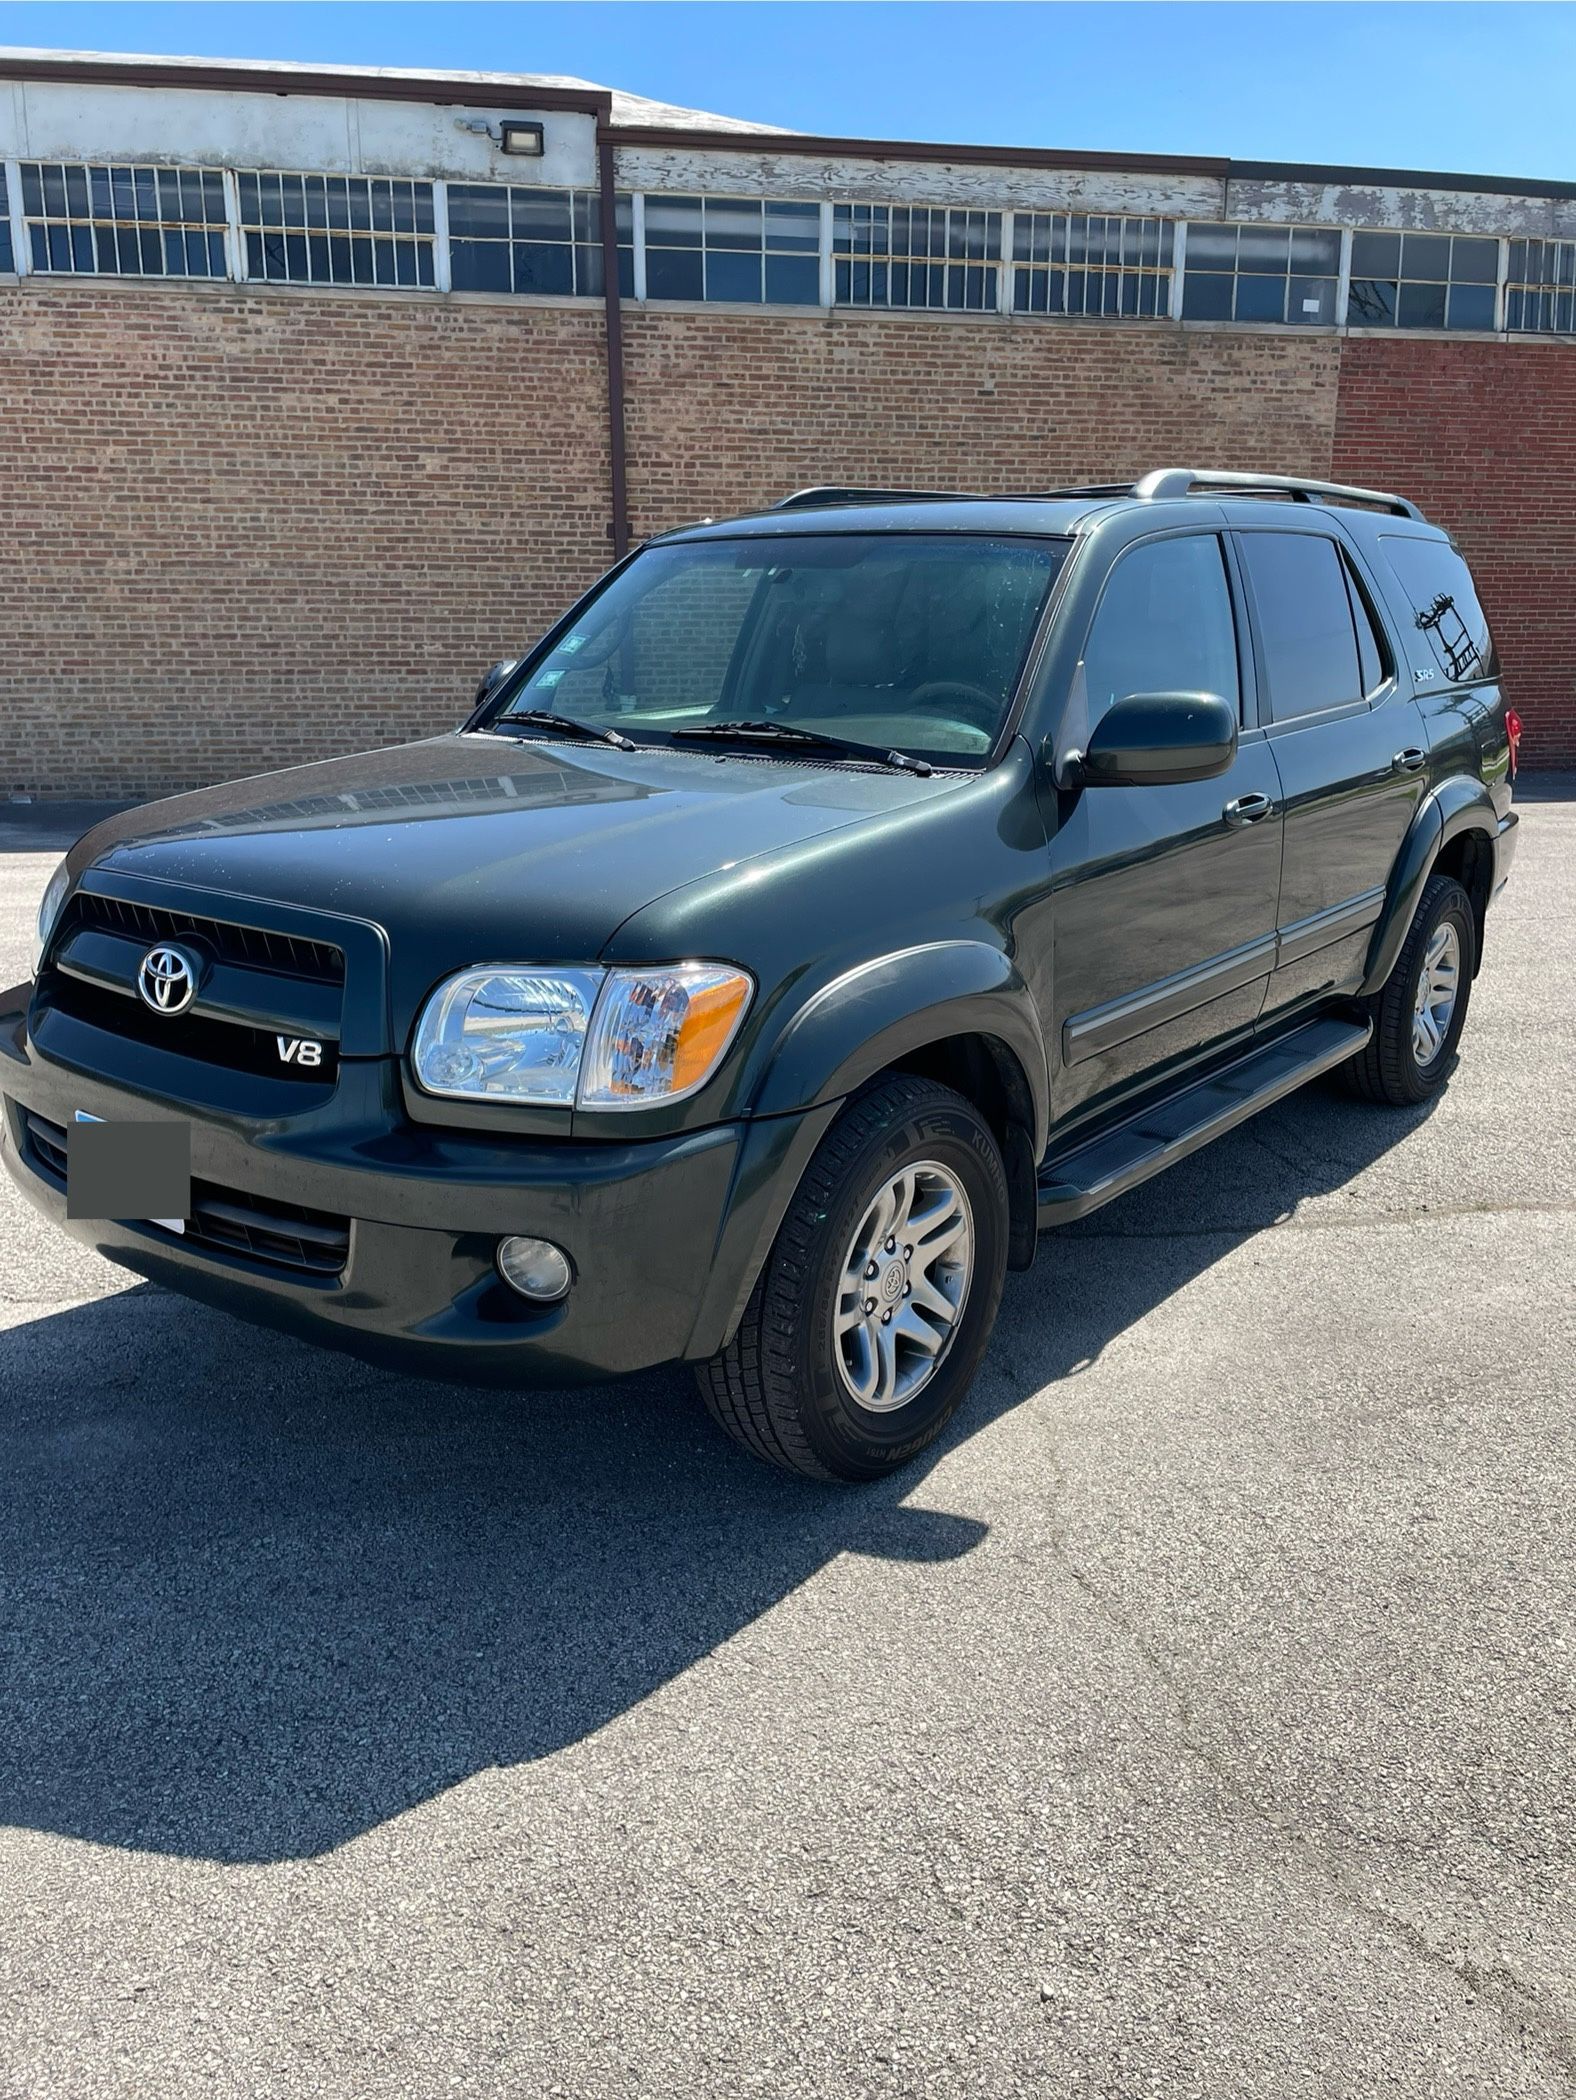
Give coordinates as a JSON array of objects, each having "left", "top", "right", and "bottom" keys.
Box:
[{"left": 1505, "top": 708, "right": 1522, "bottom": 779}]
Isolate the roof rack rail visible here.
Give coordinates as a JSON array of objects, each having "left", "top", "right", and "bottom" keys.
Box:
[
  {"left": 772, "top": 485, "right": 983, "bottom": 509},
  {"left": 1133, "top": 468, "right": 1424, "bottom": 520},
  {"left": 1028, "top": 482, "right": 1139, "bottom": 501}
]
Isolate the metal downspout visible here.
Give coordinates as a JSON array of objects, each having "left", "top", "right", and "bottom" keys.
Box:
[{"left": 597, "top": 129, "right": 631, "bottom": 559}]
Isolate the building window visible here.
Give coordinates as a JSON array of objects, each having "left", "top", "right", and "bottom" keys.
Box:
[
  {"left": 235, "top": 171, "right": 435, "bottom": 288},
  {"left": 1504, "top": 239, "right": 1576, "bottom": 333},
  {"left": 1013, "top": 213, "right": 1174, "bottom": 318},
  {"left": 1181, "top": 223, "right": 1341, "bottom": 325},
  {"left": 833, "top": 204, "right": 1000, "bottom": 313},
  {"left": 19, "top": 162, "right": 228, "bottom": 277},
  {"left": 642, "top": 195, "right": 820, "bottom": 304},
  {"left": 1347, "top": 231, "right": 1498, "bottom": 330},
  {"left": 448, "top": 185, "right": 632, "bottom": 296},
  {"left": 0, "top": 166, "right": 11, "bottom": 273}
]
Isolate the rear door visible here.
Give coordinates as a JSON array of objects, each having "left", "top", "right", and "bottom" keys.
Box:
[
  {"left": 1234, "top": 521, "right": 1430, "bottom": 1017},
  {"left": 1045, "top": 528, "right": 1284, "bottom": 1121}
]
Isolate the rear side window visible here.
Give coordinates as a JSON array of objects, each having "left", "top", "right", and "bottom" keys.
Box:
[
  {"left": 1344, "top": 559, "right": 1391, "bottom": 699},
  {"left": 1237, "top": 531, "right": 1364, "bottom": 723},
  {"left": 1379, "top": 535, "right": 1498, "bottom": 683},
  {"left": 1081, "top": 534, "right": 1240, "bottom": 718}
]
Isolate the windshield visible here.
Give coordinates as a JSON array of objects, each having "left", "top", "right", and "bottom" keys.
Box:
[{"left": 494, "top": 532, "right": 1067, "bottom": 766}]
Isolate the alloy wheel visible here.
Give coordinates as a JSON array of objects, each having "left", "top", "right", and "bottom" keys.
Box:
[{"left": 833, "top": 1162, "right": 974, "bottom": 1413}]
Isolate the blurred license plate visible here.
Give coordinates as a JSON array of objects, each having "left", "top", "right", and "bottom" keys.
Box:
[{"left": 71, "top": 1117, "right": 188, "bottom": 1226}]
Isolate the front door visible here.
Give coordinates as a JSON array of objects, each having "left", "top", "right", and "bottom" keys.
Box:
[
  {"left": 1045, "top": 529, "right": 1283, "bottom": 1124},
  {"left": 1231, "top": 523, "right": 1430, "bottom": 1016}
]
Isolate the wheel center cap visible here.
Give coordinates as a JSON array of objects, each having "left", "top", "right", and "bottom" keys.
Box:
[{"left": 878, "top": 1258, "right": 907, "bottom": 1304}]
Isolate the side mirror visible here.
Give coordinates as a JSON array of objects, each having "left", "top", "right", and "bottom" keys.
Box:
[
  {"left": 474, "top": 658, "right": 519, "bottom": 707},
  {"left": 1075, "top": 691, "right": 1237, "bottom": 788}
]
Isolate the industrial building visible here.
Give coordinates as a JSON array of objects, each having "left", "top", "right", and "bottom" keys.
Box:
[{"left": 2, "top": 43, "right": 1573, "bottom": 795}]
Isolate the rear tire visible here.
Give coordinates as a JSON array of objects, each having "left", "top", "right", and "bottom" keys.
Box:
[
  {"left": 697, "top": 1075, "right": 1009, "bottom": 1481},
  {"left": 1345, "top": 872, "right": 1475, "bottom": 1106}
]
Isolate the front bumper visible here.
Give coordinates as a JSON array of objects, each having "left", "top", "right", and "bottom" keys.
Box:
[{"left": 1, "top": 990, "right": 833, "bottom": 1385}]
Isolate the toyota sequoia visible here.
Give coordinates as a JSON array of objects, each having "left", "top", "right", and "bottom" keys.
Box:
[{"left": 3, "top": 469, "right": 1520, "bottom": 1480}]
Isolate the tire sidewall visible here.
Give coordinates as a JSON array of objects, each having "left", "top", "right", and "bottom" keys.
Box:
[
  {"left": 1397, "top": 880, "right": 1475, "bottom": 1096},
  {"left": 783, "top": 1093, "right": 1008, "bottom": 1480}
]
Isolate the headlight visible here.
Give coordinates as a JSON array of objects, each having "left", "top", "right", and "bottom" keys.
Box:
[
  {"left": 411, "top": 961, "right": 752, "bottom": 1109},
  {"left": 580, "top": 964, "right": 753, "bottom": 1108},
  {"left": 30, "top": 860, "right": 70, "bottom": 977},
  {"left": 412, "top": 966, "right": 603, "bottom": 1104}
]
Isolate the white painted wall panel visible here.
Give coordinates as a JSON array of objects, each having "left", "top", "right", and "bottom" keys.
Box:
[
  {"left": 1228, "top": 178, "right": 1576, "bottom": 240},
  {"left": 0, "top": 79, "right": 597, "bottom": 185},
  {"left": 613, "top": 144, "right": 1225, "bottom": 218}
]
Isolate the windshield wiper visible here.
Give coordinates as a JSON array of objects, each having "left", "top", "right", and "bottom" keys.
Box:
[
  {"left": 670, "top": 720, "right": 933, "bottom": 776},
  {"left": 488, "top": 709, "right": 636, "bottom": 753}
]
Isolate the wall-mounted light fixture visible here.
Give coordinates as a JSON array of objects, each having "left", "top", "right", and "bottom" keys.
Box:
[
  {"left": 500, "top": 120, "right": 546, "bottom": 158},
  {"left": 454, "top": 117, "right": 548, "bottom": 156}
]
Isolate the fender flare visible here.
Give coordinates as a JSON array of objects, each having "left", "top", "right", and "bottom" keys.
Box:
[
  {"left": 749, "top": 940, "right": 1052, "bottom": 1160},
  {"left": 1361, "top": 776, "right": 1500, "bottom": 995}
]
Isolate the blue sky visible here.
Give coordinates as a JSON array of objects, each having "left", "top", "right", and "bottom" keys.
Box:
[{"left": 2, "top": 3, "right": 1573, "bottom": 182}]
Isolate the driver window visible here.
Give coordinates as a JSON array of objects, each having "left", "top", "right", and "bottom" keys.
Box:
[{"left": 1082, "top": 535, "right": 1241, "bottom": 721}]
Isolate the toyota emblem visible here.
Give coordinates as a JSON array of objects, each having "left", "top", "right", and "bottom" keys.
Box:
[{"left": 136, "top": 943, "right": 202, "bottom": 1016}]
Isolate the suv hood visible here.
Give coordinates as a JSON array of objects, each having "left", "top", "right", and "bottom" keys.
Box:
[{"left": 71, "top": 733, "right": 961, "bottom": 1032}]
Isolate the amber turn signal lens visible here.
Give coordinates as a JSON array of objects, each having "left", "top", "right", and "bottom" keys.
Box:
[{"left": 579, "top": 964, "right": 754, "bottom": 1107}]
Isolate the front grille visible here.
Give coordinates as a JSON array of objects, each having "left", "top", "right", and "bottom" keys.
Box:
[
  {"left": 24, "top": 1109, "right": 67, "bottom": 1179},
  {"left": 43, "top": 975, "right": 338, "bottom": 1083},
  {"left": 39, "top": 890, "right": 346, "bottom": 1086},
  {"left": 181, "top": 1188, "right": 350, "bottom": 1276},
  {"left": 21, "top": 1110, "right": 350, "bottom": 1279},
  {"left": 60, "top": 893, "right": 344, "bottom": 986}
]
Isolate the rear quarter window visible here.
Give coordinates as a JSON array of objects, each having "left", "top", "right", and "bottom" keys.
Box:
[{"left": 1379, "top": 535, "right": 1498, "bottom": 684}]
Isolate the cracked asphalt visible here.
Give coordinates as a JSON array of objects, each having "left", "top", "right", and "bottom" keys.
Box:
[{"left": 0, "top": 787, "right": 1572, "bottom": 2098}]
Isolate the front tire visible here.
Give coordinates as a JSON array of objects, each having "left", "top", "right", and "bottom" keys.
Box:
[
  {"left": 1346, "top": 872, "right": 1476, "bottom": 1106},
  {"left": 697, "top": 1075, "right": 1010, "bottom": 1481}
]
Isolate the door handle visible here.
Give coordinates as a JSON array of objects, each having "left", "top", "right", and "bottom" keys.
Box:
[
  {"left": 1392, "top": 747, "right": 1427, "bottom": 774},
  {"left": 1223, "top": 792, "right": 1275, "bottom": 828}
]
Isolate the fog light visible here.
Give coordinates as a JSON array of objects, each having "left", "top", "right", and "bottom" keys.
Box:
[{"left": 496, "top": 1235, "right": 573, "bottom": 1302}]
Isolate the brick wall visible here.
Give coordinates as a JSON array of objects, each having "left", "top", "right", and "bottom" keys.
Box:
[
  {"left": 0, "top": 284, "right": 613, "bottom": 798},
  {"left": 1332, "top": 335, "right": 1576, "bottom": 768},
  {"left": 622, "top": 308, "right": 1342, "bottom": 533},
  {"left": 3, "top": 284, "right": 1572, "bottom": 796}
]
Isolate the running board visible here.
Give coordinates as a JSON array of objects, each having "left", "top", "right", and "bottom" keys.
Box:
[{"left": 1036, "top": 1014, "right": 1372, "bottom": 1228}]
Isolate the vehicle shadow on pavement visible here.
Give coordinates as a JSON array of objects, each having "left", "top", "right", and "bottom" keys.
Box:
[{"left": 0, "top": 1075, "right": 1435, "bottom": 1864}]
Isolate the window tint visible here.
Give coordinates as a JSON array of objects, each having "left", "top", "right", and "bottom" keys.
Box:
[
  {"left": 1379, "top": 536, "right": 1498, "bottom": 682},
  {"left": 1342, "top": 557, "right": 1390, "bottom": 697},
  {"left": 1237, "top": 533, "right": 1363, "bottom": 722},
  {"left": 1081, "top": 536, "right": 1240, "bottom": 717}
]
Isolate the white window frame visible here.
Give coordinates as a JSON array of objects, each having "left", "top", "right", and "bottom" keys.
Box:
[
  {"left": 2, "top": 158, "right": 27, "bottom": 275},
  {"left": 1008, "top": 208, "right": 1177, "bottom": 323},
  {"left": 831, "top": 199, "right": 1005, "bottom": 315},
  {"left": 0, "top": 155, "right": 1533, "bottom": 341},
  {"left": 11, "top": 156, "right": 232, "bottom": 282}
]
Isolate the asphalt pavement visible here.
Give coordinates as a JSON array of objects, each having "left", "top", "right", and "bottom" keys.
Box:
[{"left": 0, "top": 787, "right": 1572, "bottom": 2098}]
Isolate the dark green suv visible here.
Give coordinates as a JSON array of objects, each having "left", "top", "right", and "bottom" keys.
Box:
[{"left": 4, "top": 469, "right": 1519, "bottom": 1479}]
